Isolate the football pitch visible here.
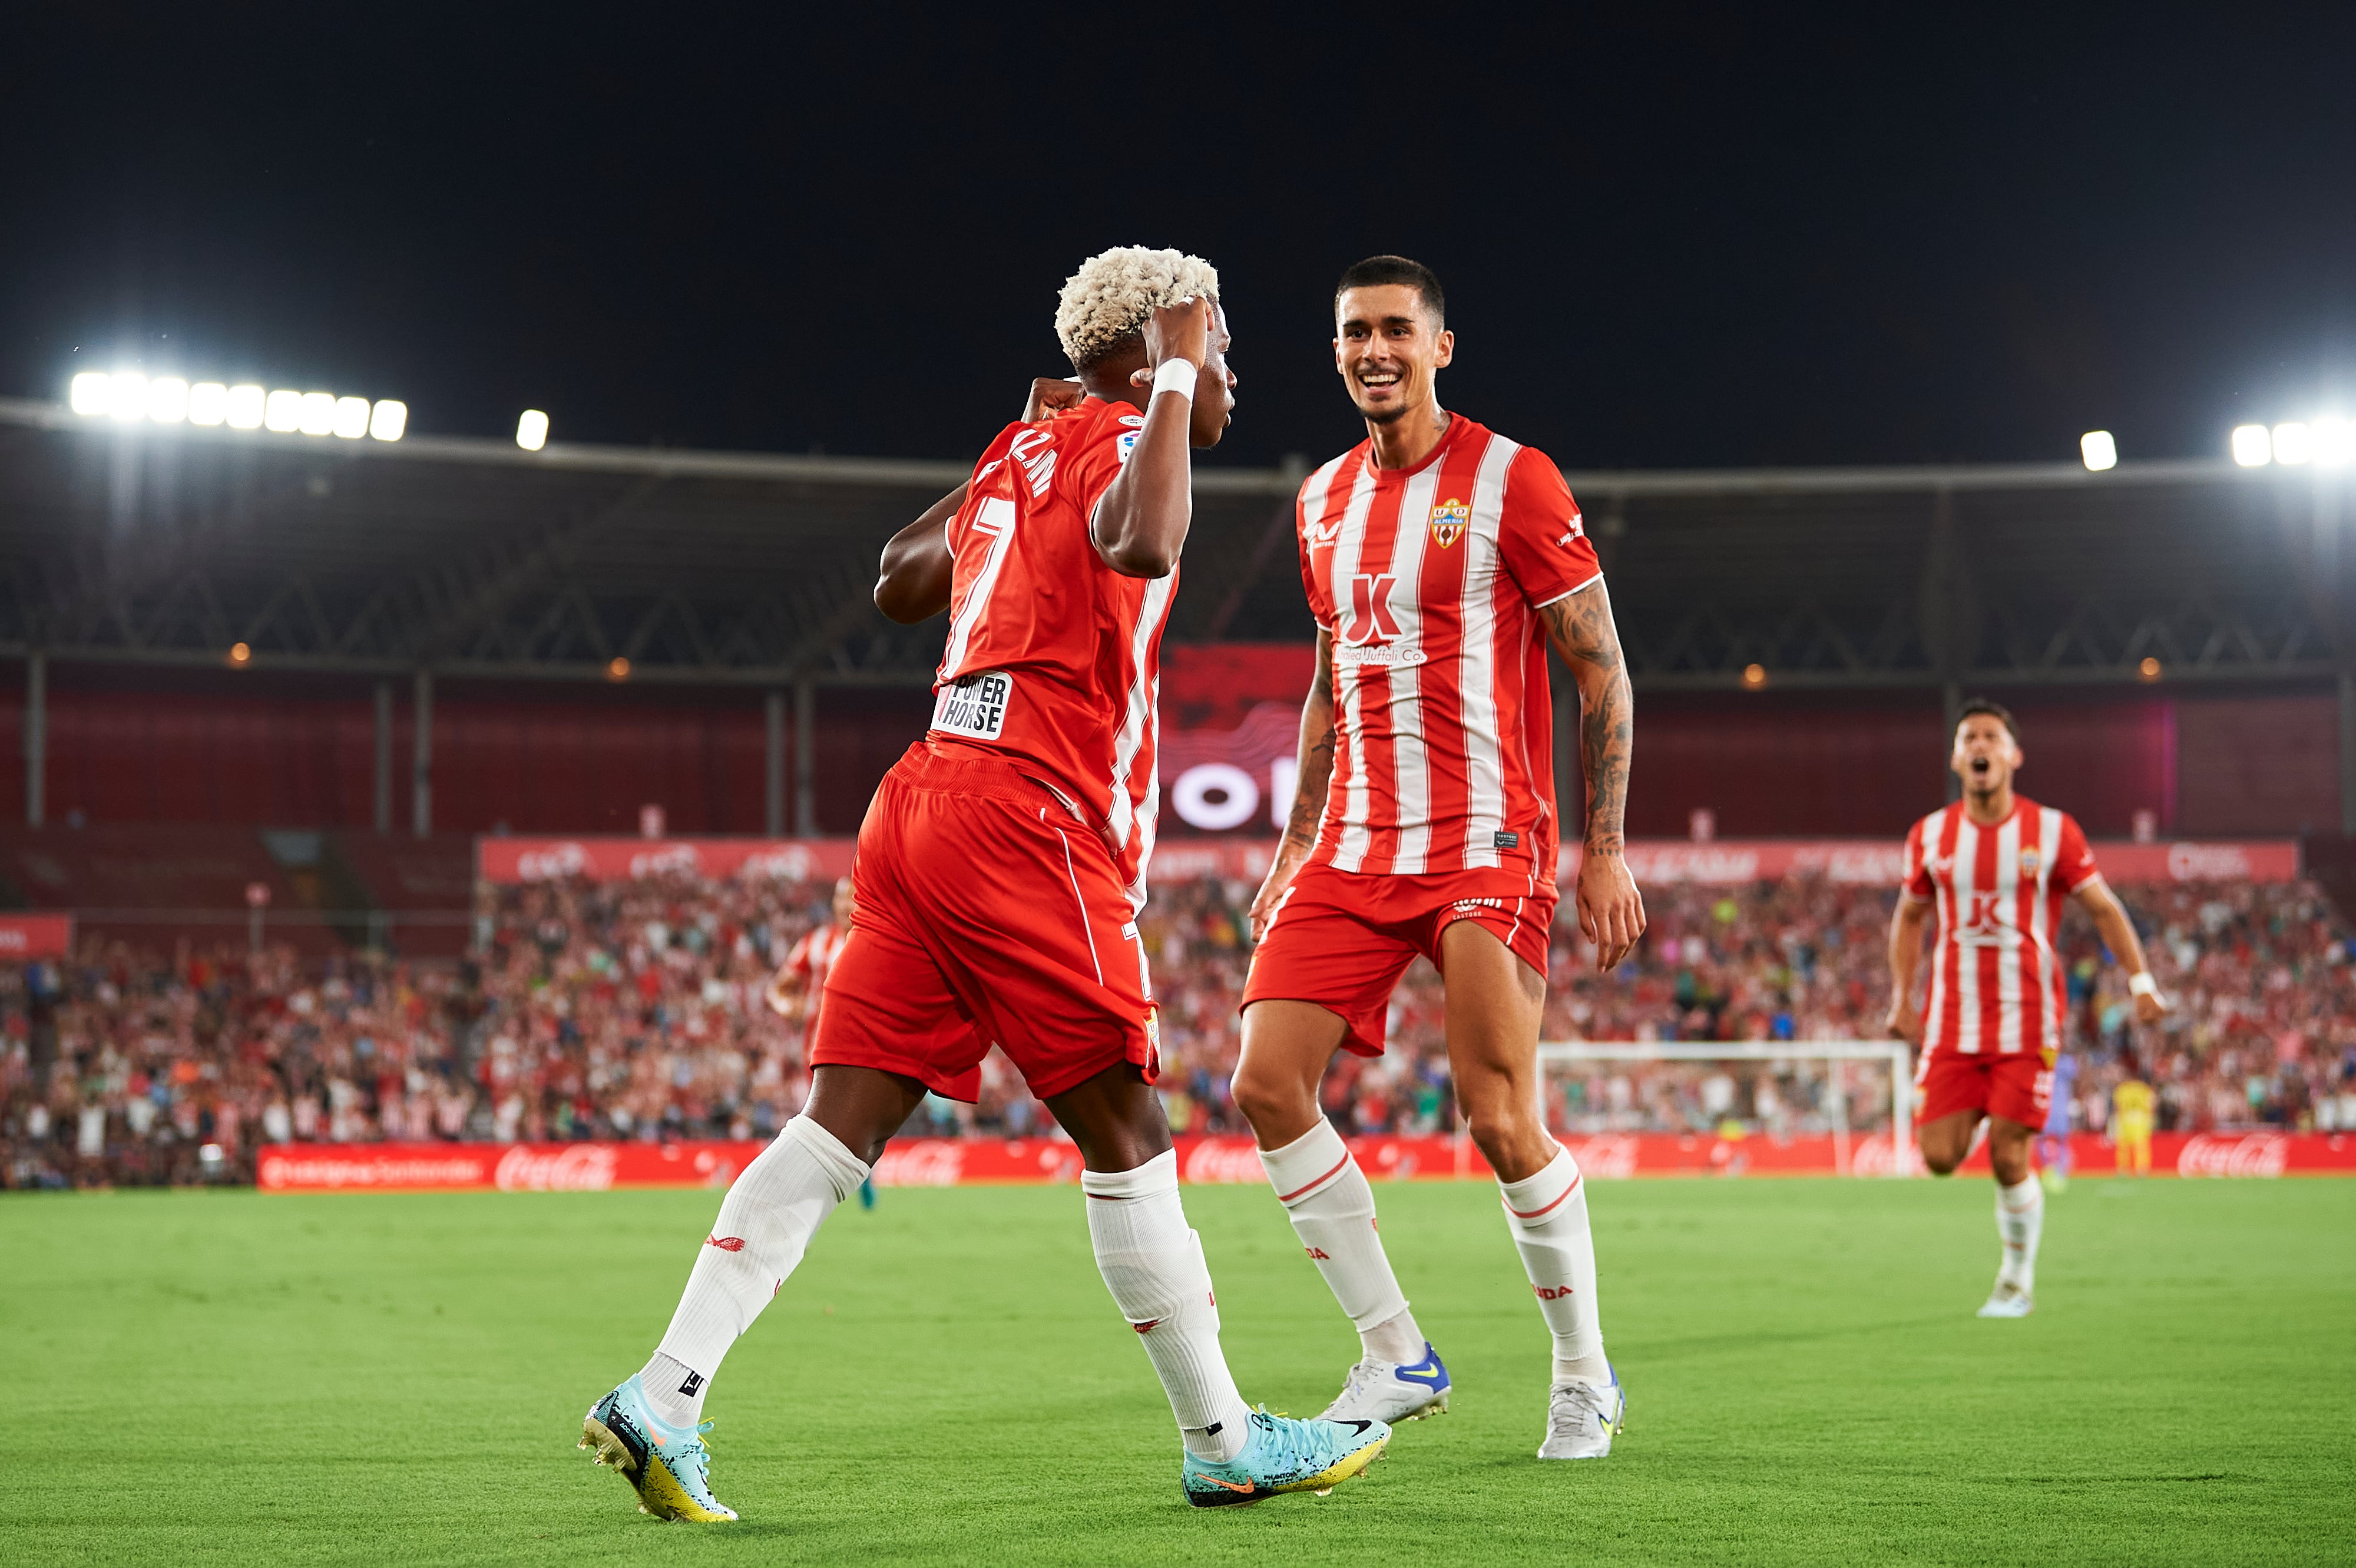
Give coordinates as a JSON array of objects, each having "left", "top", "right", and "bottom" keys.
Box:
[{"left": 6, "top": 1175, "right": 2352, "bottom": 1567}]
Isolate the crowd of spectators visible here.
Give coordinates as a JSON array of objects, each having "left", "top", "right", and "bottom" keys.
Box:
[{"left": 5, "top": 866, "right": 2352, "bottom": 1187}]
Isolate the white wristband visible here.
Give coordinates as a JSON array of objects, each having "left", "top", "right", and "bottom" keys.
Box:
[
  {"left": 2127, "top": 972, "right": 2159, "bottom": 998},
  {"left": 1150, "top": 358, "right": 1199, "bottom": 402}
]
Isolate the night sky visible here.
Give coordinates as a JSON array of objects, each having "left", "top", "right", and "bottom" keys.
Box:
[{"left": 8, "top": 8, "right": 2353, "bottom": 472}]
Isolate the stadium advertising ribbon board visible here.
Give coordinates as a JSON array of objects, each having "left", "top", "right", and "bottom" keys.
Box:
[
  {"left": 256, "top": 1130, "right": 2356, "bottom": 1192},
  {"left": 0, "top": 913, "right": 72, "bottom": 958}
]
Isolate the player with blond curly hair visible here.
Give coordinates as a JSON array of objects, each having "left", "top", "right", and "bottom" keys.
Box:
[{"left": 580, "top": 247, "right": 1392, "bottom": 1519}]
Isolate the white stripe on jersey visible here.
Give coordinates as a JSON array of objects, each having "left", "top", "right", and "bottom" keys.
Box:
[
  {"left": 1328, "top": 462, "right": 1379, "bottom": 872},
  {"left": 938, "top": 496, "right": 1016, "bottom": 677},
  {"left": 1384, "top": 464, "right": 1440, "bottom": 874},
  {"left": 2031, "top": 805, "right": 2062, "bottom": 1040},
  {"left": 1917, "top": 809, "right": 1949, "bottom": 1040},
  {"left": 1953, "top": 818, "right": 1981, "bottom": 1053},
  {"left": 1993, "top": 815, "right": 2024, "bottom": 1055},
  {"left": 1105, "top": 571, "right": 1178, "bottom": 852},
  {"left": 1458, "top": 435, "right": 1521, "bottom": 869}
]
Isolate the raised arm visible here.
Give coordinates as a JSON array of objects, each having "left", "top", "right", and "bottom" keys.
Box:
[
  {"left": 875, "top": 482, "right": 965, "bottom": 624},
  {"left": 1089, "top": 297, "right": 1212, "bottom": 578},
  {"left": 2073, "top": 878, "right": 2171, "bottom": 1025},
  {"left": 1885, "top": 894, "right": 1932, "bottom": 1041},
  {"left": 1248, "top": 628, "right": 1336, "bottom": 941},
  {"left": 1539, "top": 582, "right": 1646, "bottom": 971}
]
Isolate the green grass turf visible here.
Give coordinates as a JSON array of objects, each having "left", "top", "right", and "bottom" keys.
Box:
[{"left": 4, "top": 1176, "right": 2352, "bottom": 1568}]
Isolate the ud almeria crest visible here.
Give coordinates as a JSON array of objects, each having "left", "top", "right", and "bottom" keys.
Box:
[{"left": 1428, "top": 497, "right": 1470, "bottom": 548}]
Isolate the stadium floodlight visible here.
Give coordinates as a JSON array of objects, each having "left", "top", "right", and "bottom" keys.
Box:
[
  {"left": 227, "top": 384, "right": 266, "bottom": 429},
  {"left": 188, "top": 382, "right": 229, "bottom": 425},
  {"left": 107, "top": 373, "right": 148, "bottom": 421},
  {"left": 368, "top": 399, "right": 407, "bottom": 441},
  {"left": 70, "top": 372, "right": 111, "bottom": 415},
  {"left": 2231, "top": 424, "right": 2272, "bottom": 466},
  {"left": 297, "top": 392, "right": 337, "bottom": 436},
  {"left": 2272, "top": 421, "right": 2314, "bottom": 465},
  {"left": 2314, "top": 416, "right": 2351, "bottom": 468},
  {"left": 331, "top": 396, "right": 370, "bottom": 439},
  {"left": 147, "top": 377, "right": 189, "bottom": 424},
  {"left": 2079, "top": 430, "right": 2117, "bottom": 471},
  {"left": 516, "top": 409, "right": 550, "bottom": 451},
  {"left": 264, "top": 389, "right": 303, "bottom": 432}
]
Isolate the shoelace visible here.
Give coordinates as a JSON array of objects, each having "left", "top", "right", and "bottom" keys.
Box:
[
  {"left": 1333, "top": 1361, "right": 1386, "bottom": 1407},
  {"left": 1548, "top": 1385, "right": 1600, "bottom": 1434},
  {"left": 669, "top": 1420, "right": 719, "bottom": 1492},
  {"left": 1244, "top": 1407, "right": 1344, "bottom": 1476}
]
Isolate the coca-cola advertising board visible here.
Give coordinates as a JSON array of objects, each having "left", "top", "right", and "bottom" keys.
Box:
[
  {"left": 0, "top": 913, "right": 72, "bottom": 959},
  {"left": 255, "top": 1130, "right": 2356, "bottom": 1192}
]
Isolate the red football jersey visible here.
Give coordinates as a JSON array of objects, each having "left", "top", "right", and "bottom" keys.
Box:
[
  {"left": 777, "top": 921, "right": 849, "bottom": 1034},
  {"left": 931, "top": 396, "right": 1172, "bottom": 908},
  {"left": 1901, "top": 797, "right": 2102, "bottom": 1056},
  {"left": 1296, "top": 414, "right": 1602, "bottom": 880}
]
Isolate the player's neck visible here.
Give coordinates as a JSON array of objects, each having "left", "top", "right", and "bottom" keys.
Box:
[
  {"left": 1365, "top": 399, "right": 1451, "bottom": 471},
  {"left": 1079, "top": 363, "right": 1150, "bottom": 413},
  {"left": 1963, "top": 783, "right": 2014, "bottom": 826}
]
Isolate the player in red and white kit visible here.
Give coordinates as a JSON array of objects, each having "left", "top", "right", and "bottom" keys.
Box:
[
  {"left": 1887, "top": 700, "right": 2170, "bottom": 1317},
  {"left": 581, "top": 249, "right": 1390, "bottom": 1521},
  {"left": 1235, "top": 257, "right": 1646, "bottom": 1461},
  {"left": 764, "top": 876, "right": 876, "bottom": 1209}
]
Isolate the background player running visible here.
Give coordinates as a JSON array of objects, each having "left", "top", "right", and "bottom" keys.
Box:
[
  {"left": 764, "top": 877, "right": 873, "bottom": 1209},
  {"left": 580, "top": 247, "right": 1389, "bottom": 1520},
  {"left": 1234, "top": 256, "right": 1645, "bottom": 1461},
  {"left": 1887, "top": 700, "right": 2170, "bottom": 1317}
]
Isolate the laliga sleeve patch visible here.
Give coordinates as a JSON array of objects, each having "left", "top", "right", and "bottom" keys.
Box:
[
  {"left": 1114, "top": 431, "right": 1139, "bottom": 465},
  {"left": 932, "top": 670, "right": 1013, "bottom": 740}
]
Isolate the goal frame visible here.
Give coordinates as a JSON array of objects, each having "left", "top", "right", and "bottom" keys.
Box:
[{"left": 1534, "top": 1040, "right": 1915, "bottom": 1177}]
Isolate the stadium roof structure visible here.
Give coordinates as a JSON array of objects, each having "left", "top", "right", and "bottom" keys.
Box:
[{"left": 2, "top": 395, "right": 2349, "bottom": 701}]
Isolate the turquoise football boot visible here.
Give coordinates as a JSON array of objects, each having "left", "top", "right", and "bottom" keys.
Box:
[
  {"left": 1181, "top": 1408, "right": 1390, "bottom": 1508},
  {"left": 579, "top": 1374, "right": 739, "bottom": 1521}
]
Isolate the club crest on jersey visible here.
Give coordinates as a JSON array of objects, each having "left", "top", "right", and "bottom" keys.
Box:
[
  {"left": 2019, "top": 847, "right": 2041, "bottom": 877},
  {"left": 1428, "top": 497, "right": 1470, "bottom": 548}
]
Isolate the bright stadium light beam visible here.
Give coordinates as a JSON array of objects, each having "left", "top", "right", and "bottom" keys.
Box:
[
  {"left": 227, "top": 385, "right": 266, "bottom": 429},
  {"left": 2272, "top": 421, "right": 2314, "bottom": 466},
  {"left": 70, "top": 372, "right": 111, "bottom": 415},
  {"left": 264, "top": 389, "right": 303, "bottom": 432},
  {"left": 147, "top": 377, "right": 189, "bottom": 424},
  {"left": 297, "top": 392, "right": 337, "bottom": 436},
  {"left": 2080, "top": 431, "right": 2117, "bottom": 471},
  {"left": 2231, "top": 424, "right": 2272, "bottom": 466},
  {"left": 331, "top": 395, "right": 370, "bottom": 439},
  {"left": 2314, "top": 416, "right": 2351, "bottom": 468},
  {"left": 516, "top": 409, "right": 550, "bottom": 451},
  {"left": 368, "top": 399, "right": 406, "bottom": 441},
  {"left": 188, "top": 382, "right": 229, "bottom": 425},
  {"left": 108, "top": 373, "right": 148, "bottom": 421}
]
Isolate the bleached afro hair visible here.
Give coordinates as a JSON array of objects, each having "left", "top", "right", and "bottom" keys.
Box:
[{"left": 1055, "top": 246, "right": 1220, "bottom": 370}]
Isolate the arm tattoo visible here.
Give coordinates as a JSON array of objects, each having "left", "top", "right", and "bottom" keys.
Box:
[
  {"left": 1282, "top": 635, "right": 1339, "bottom": 856},
  {"left": 1541, "top": 587, "right": 1634, "bottom": 855}
]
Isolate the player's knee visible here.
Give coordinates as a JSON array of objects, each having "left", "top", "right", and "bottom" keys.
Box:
[
  {"left": 1230, "top": 1065, "right": 1316, "bottom": 1141},
  {"left": 1918, "top": 1142, "right": 1962, "bottom": 1176},
  {"left": 1463, "top": 1102, "right": 1547, "bottom": 1171}
]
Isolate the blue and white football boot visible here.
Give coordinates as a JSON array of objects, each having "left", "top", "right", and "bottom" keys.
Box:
[
  {"left": 579, "top": 1374, "right": 739, "bottom": 1521},
  {"left": 1537, "top": 1363, "right": 1624, "bottom": 1460},
  {"left": 1180, "top": 1408, "right": 1391, "bottom": 1508},
  {"left": 1319, "top": 1341, "right": 1451, "bottom": 1423}
]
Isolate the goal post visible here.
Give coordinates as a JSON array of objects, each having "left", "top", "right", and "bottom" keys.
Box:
[{"left": 1534, "top": 1040, "right": 1916, "bottom": 1177}]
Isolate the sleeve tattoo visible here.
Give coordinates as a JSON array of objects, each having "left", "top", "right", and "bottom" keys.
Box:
[
  {"left": 1283, "top": 637, "right": 1338, "bottom": 856},
  {"left": 1541, "top": 587, "right": 1634, "bottom": 854}
]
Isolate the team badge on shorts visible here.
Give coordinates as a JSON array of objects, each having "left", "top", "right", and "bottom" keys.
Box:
[
  {"left": 1428, "top": 497, "right": 1470, "bottom": 548},
  {"left": 1143, "top": 1005, "right": 1162, "bottom": 1076}
]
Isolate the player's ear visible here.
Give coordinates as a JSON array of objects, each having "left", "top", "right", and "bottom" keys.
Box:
[{"left": 1432, "top": 328, "right": 1454, "bottom": 369}]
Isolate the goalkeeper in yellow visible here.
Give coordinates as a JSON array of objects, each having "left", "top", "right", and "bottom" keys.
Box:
[{"left": 2112, "top": 1055, "right": 2156, "bottom": 1176}]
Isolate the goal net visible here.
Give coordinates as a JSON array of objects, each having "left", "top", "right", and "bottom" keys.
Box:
[{"left": 1534, "top": 1040, "right": 1917, "bottom": 1177}]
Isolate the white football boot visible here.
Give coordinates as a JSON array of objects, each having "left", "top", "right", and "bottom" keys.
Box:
[
  {"left": 1536, "top": 1365, "right": 1624, "bottom": 1460},
  {"left": 1976, "top": 1280, "right": 2035, "bottom": 1318},
  {"left": 1319, "top": 1341, "right": 1451, "bottom": 1424}
]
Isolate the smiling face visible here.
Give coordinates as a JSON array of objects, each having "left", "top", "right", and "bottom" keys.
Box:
[
  {"left": 1951, "top": 713, "right": 2023, "bottom": 801},
  {"left": 1335, "top": 283, "right": 1451, "bottom": 426}
]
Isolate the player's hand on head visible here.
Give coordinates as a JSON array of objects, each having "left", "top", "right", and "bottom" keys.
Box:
[
  {"left": 1134, "top": 295, "right": 1212, "bottom": 379},
  {"left": 1576, "top": 851, "right": 1645, "bottom": 972},
  {"left": 1023, "top": 378, "right": 1084, "bottom": 422}
]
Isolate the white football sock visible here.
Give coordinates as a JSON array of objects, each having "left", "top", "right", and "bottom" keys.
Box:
[
  {"left": 644, "top": 1115, "right": 869, "bottom": 1428},
  {"left": 1996, "top": 1174, "right": 2044, "bottom": 1292},
  {"left": 1259, "top": 1120, "right": 1422, "bottom": 1363},
  {"left": 1498, "top": 1144, "right": 1610, "bottom": 1387},
  {"left": 1083, "top": 1149, "right": 1253, "bottom": 1463}
]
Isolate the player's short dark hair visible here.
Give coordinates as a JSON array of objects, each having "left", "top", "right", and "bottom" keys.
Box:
[
  {"left": 1955, "top": 698, "right": 2020, "bottom": 745},
  {"left": 1335, "top": 255, "right": 1445, "bottom": 328}
]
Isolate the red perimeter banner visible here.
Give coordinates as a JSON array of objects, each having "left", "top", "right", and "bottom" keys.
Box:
[
  {"left": 475, "top": 835, "right": 2299, "bottom": 887},
  {"left": 255, "top": 1130, "right": 2356, "bottom": 1192},
  {"left": 0, "top": 913, "right": 72, "bottom": 959}
]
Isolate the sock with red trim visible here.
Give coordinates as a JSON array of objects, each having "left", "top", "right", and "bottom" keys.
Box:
[
  {"left": 643, "top": 1114, "right": 869, "bottom": 1427},
  {"left": 1259, "top": 1119, "right": 1423, "bottom": 1363},
  {"left": 1083, "top": 1149, "right": 1253, "bottom": 1462},
  {"left": 1498, "top": 1144, "right": 1610, "bottom": 1387},
  {"left": 1996, "top": 1174, "right": 2043, "bottom": 1292}
]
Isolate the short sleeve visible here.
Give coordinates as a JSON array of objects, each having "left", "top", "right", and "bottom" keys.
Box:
[
  {"left": 1052, "top": 406, "right": 1141, "bottom": 523},
  {"left": 1297, "top": 478, "right": 1336, "bottom": 631},
  {"left": 1497, "top": 448, "right": 1603, "bottom": 609},
  {"left": 1901, "top": 817, "right": 1935, "bottom": 900},
  {"left": 780, "top": 932, "right": 816, "bottom": 978},
  {"left": 2054, "top": 813, "right": 2100, "bottom": 892}
]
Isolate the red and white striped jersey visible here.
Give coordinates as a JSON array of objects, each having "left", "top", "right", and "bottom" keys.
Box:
[
  {"left": 1296, "top": 413, "right": 1602, "bottom": 880},
  {"left": 1901, "top": 797, "right": 2102, "bottom": 1056},
  {"left": 777, "top": 921, "right": 849, "bottom": 1033},
  {"left": 931, "top": 396, "right": 1172, "bottom": 908}
]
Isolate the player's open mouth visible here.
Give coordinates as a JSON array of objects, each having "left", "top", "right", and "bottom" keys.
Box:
[
  {"left": 1356, "top": 369, "right": 1403, "bottom": 395},
  {"left": 1969, "top": 757, "right": 1991, "bottom": 776}
]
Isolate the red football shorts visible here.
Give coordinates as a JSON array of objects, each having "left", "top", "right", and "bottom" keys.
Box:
[
  {"left": 1241, "top": 860, "right": 1556, "bottom": 1057},
  {"left": 811, "top": 742, "right": 1157, "bottom": 1103},
  {"left": 1915, "top": 1046, "right": 2052, "bottom": 1129}
]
